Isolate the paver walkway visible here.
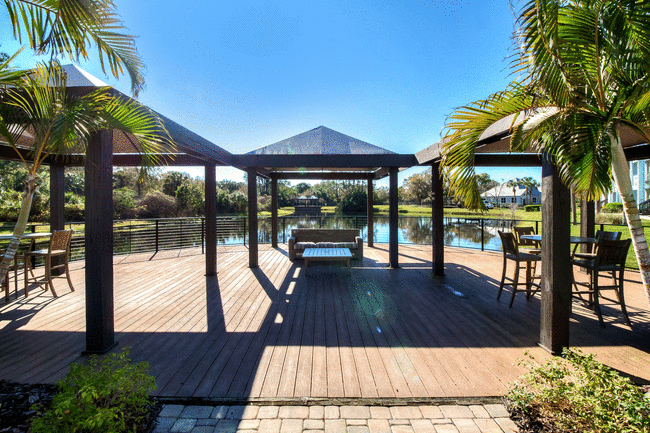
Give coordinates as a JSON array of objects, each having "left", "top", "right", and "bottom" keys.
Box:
[{"left": 153, "top": 402, "right": 519, "bottom": 432}]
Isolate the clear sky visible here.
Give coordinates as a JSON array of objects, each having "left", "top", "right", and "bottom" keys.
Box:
[{"left": 1, "top": 0, "right": 542, "bottom": 187}]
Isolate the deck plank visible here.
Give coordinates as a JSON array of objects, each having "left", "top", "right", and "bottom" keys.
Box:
[{"left": 1, "top": 243, "right": 649, "bottom": 400}]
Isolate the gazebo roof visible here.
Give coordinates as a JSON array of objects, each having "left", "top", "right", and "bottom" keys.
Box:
[
  {"left": 416, "top": 112, "right": 650, "bottom": 167},
  {"left": 0, "top": 64, "right": 233, "bottom": 167},
  {"left": 233, "top": 126, "right": 418, "bottom": 180},
  {"left": 247, "top": 126, "right": 395, "bottom": 156}
]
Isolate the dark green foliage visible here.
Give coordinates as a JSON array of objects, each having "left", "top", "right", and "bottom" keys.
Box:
[
  {"left": 30, "top": 348, "right": 156, "bottom": 433},
  {"left": 507, "top": 349, "right": 650, "bottom": 433},
  {"left": 162, "top": 172, "right": 189, "bottom": 197},
  {"left": 337, "top": 190, "right": 367, "bottom": 214},
  {"left": 524, "top": 205, "right": 540, "bottom": 212},
  {"left": 176, "top": 181, "right": 204, "bottom": 214},
  {"left": 113, "top": 188, "right": 137, "bottom": 219},
  {"left": 602, "top": 202, "right": 624, "bottom": 213}
]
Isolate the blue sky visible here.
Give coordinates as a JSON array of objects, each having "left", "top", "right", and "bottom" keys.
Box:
[{"left": 1, "top": 0, "right": 542, "bottom": 186}]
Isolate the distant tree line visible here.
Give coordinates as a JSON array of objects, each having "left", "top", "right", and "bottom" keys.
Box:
[{"left": 0, "top": 162, "right": 401, "bottom": 222}]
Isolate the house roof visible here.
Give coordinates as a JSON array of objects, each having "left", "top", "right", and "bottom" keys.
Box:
[{"left": 481, "top": 182, "right": 542, "bottom": 198}]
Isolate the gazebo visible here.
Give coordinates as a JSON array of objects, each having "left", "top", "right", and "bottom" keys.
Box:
[
  {"left": 0, "top": 64, "right": 234, "bottom": 353},
  {"left": 415, "top": 115, "right": 650, "bottom": 354},
  {"left": 231, "top": 126, "right": 419, "bottom": 268}
]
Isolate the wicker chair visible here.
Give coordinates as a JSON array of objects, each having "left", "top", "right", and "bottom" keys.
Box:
[
  {"left": 497, "top": 231, "right": 542, "bottom": 307},
  {"left": 513, "top": 226, "right": 541, "bottom": 255},
  {"left": 572, "top": 238, "right": 631, "bottom": 327},
  {"left": 24, "top": 230, "right": 75, "bottom": 298}
]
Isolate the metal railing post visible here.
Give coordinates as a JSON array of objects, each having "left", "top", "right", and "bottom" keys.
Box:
[
  {"left": 481, "top": 218, "right": 485, "bottom": 251},
  {"left": 244, "top": 216, "right": 247, "bottom": 246},
  {"left": 283, "top": 217, "right": 286, "bottom": 244},
  {"left": 155, "top": 219, "right": 159, "bottom": 253},
  {"left": 201, "top": 218, "right": 205, "bottom": 254}
]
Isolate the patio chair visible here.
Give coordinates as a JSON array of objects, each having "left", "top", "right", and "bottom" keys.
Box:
[
  {"left": 572, "top": 230, "right": 621, "bottom": 259},
  {"left": 513, "top": 226, "right": 541, "bottom": 255},
  {"left": 24, "top": 230, "right": 75, "bottom": 298},
  {"left": 497, "top": 231, "right": 542, "bottom": 307},
  {"left": 572, "top": 238, "right": 632, "bottom": 327}
]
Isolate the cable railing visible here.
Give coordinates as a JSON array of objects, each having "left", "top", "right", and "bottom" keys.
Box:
[{"left": 0, "top": 216, "right": 630, "bottom": 261}]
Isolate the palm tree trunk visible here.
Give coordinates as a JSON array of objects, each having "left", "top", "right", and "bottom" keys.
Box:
[
  {"left": 610, "top": 134, "right": 650, "bottom": 310},
  {"left": 0, "top": 174, "right": 37, "bottom": 285}
]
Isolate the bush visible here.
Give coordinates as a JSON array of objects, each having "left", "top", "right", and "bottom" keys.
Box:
[
  {"left": 602, "top": 202, "right": 624, "bottom": 213},
  {"left": 506, "top": 349, "right": 650, "bottom": 433},
  {"left": 596, "top": 213, "right": 624, "bottom": 225},
  {"left": 524, "top": 205, "right": 540, "bottom": 212},
  {"left": 136, "top": 191, "right": 177, "bottom": 218},
  {"left": 31, "top": 348, "right": 156, "bottom": 433},
  {"left": 337, "top": 190, "right": 367, "bottom": 214}
]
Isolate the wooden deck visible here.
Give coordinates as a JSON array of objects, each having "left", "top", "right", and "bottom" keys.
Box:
[{"left": 1, "top": 244, "right": 649, "bottom": 400}]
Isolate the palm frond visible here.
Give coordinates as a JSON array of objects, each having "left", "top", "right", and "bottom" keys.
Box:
[
  {"left": 4, "top": 0, "right": 144, "bottom": 96},
  {"left": 441, "top": 84, "right": 538, "bottom": 209}
]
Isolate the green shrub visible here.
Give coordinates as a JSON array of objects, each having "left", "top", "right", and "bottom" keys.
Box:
[
  {"left": 31, "top": 348, "right": 156, "bottom": 433},
  {"left": 337, "top": 190, "right": 367, "bottom": 214},
  {"left": 506, "top": 349, "right": 650, "bottom": 433},
  {"left": 398, "top": 209, "right": 408, "bottom": 213},
  {"left": 524, "top": 205, "right": 540, "bottom": 212},
  {"left": 596, "top": 213, "right": 624, "bottom": 225},
  {"left": 602, "top": 202, "right": 624, "bottom": 213}
]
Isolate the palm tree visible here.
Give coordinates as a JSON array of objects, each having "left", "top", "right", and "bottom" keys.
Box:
[
  {"left": 0, "top": 2, "right": 169, "bottom": 287},
  {"left": 0, "top": 62, "right": 171, "bottom": 286},
  {"left": 4, "top": 0, "right": 144, "bottom": 95},
  {"left": 520, "top": 176, "right": 539, "bottom": 205},
  {"left": 440, "top": 0, "right": 650, "bottom": 307}
]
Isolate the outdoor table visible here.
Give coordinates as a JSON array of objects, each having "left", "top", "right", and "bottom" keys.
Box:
[
  {"left": 302, "top": 247, "right": 352, "bottom": 275},
  {"left": 0, "top": 232, "right": 52, "bottom": 266},
  {"left": 520, "top": 234, "right": 597, "bottom": 245},
  {"left": 0, "top": 232, "right": 52, "bottom": 242}
]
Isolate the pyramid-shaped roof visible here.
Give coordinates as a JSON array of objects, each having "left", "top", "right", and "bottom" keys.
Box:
[
  {"left": 0, "top": 64, "right": 233, "bottom": 167},
  {"left": 247, "top": 126, "right": 395, "bottom": 156}
]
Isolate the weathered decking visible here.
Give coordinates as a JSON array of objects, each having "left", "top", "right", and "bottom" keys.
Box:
[{"left": 1, "top": 244, "right": 648, "bottom": 400}]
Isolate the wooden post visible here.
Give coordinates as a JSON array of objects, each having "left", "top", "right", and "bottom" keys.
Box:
[
  {"left": 580, "top": 200, "right": 595, "bottom": 253},
  {"left": 49, "top": 163, "right": 65, "bottom": 275},
  {"left": 539, "top": 157, "right": 572, "bottom": 355},
  {"left": 205, "top": 164, "right": 217, "bottom": 276},
  {"left": 271, "top": 177, "right": 278, "bottom": 248},
  {"left": 247, "top": 168, "right": 258, "bottom": 268},
  {"left": 432, "top": 162, "right": 445, "bottom": 276},
  {"left": 389, "top": 167, "right": 399, "bottom": 268},
  {"left": 84, "top": 130, "right": 116, "bottom": 353},
  {"left": 367, "top": 179, "right": 374, "bottom": 247}
]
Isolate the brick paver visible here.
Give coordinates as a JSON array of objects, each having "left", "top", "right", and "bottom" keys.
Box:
[{"left": 152, "top": 403, "right": 519, "bottom": 433}]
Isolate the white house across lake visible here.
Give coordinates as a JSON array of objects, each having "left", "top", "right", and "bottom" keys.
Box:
[{"left": 481, "top": 181, "right": 541, "bottom": 207}]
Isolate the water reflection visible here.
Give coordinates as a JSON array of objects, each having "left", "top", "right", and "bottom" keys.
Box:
[{"left": 254, "top": 215, "right": 521, "bottom": 252}]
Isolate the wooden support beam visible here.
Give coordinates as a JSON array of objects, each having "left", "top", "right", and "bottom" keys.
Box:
[
  {"left": 580, "top": 200, "right": 595, "bottom": 254},
  {"left": 367, "top": 179, "right": 374, "bottom": 247},
  {"left": 432, "top": 162, "right": 445, "bottom": 276},
  {"left": 389, "top": 167, "right": 399, "bottom": 268},
  {"left": 205, "top": 164, "right": 217, "bottom": 276},
  {"left": 271, "top": 178, "right": 278, "bottom": 248},
  {"left": 49, "top": 163, "right": 66, "bottom": 275},
  {"left": 539, "top": 157, "right": 571, "bottom": 355},
  {"left": 233, "top": 153, "right": 418, "bottom": 169},
  {"left": 247, "top": 168, "right": 258, "bottom": 268},
  {"left": 84, "top": 131, "right": 116, "bottom": 354},
  {"left": 273, "top": 172, "right": 375, "bottom": 180}
]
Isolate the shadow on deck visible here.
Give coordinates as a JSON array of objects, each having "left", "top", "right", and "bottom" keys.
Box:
[{"left": 1, "top": 244, "right": 648, "bottom": 400}]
